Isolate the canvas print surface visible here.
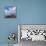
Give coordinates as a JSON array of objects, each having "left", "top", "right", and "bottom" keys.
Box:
[{"left": 4, "top": 5, "right": 16, "bottom": 18}]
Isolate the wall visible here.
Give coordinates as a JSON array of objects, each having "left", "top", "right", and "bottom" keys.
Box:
[
  {"left": 0, "top": 0, "right": 20, "bottom": 44},
  {"left": 0, "top": 0, "right": 46, "bottom": 44},
  {"left": 20, "top": 0, "right": 46, "bottom": 24}
]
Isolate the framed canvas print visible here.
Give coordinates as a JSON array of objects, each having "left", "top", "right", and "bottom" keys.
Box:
[
  {"left": 18, "top": 24, "right": 46, "bottom": 41},
  {"left": 4, "top": 5, "right": 16, "bottom": 18},
  {"left": 18, "top": 24, "right": 46, "bottom": 46}
]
